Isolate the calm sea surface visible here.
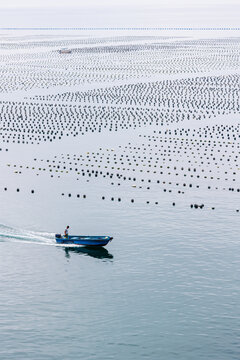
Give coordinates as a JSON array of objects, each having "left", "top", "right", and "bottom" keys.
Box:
[
  {"left": 0, "top": 202, "right": 240, "bottom": 360},
  {"left": 0, "top": 31, "right": 240, "bottom": 359}
]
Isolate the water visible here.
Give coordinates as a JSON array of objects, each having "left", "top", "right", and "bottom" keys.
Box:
[
  {"left": 0, "top": 208, "right": 240, "bottom": 359},
  {"left": 0, "top": 30, "right": 240, "bottom": 359}
]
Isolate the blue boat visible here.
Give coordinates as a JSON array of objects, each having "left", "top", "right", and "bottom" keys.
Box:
[{"left": 55, "top": 234, "right": 113, "bottom": 247}]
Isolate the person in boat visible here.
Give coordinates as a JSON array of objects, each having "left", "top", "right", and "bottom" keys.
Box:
[{"left": 64, "top": 226, "right": 69, "bottom": 238}]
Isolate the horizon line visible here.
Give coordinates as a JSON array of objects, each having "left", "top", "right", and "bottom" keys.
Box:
[{"left": 0, "top": 27, "right": 240, "bottom": 30}]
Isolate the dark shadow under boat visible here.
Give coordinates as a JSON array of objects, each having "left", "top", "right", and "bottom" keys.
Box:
[{"left": 64, "top": 246, "right": 114, "bottom": 261}]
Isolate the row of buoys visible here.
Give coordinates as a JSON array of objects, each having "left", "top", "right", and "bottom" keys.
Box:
[
  {"left": 1, "top": 36, "right": 238, "bottom": 97},
  {"left": 33, "top": 72, "right": 239, "bottom": 116},
  {"left": 61, "top": 193, "right": 87, "bottom": 198},
  {"left": 0, "top": 99, "right": 166, "bottom": 143},
  {"left": 16, "top": 160, "right": 238, "bottom": 193},
  {"left": 190, "top": 204, "right": 217, "bottom": 210},
  {"left": 2, "top": 183, "right": 240, "bottom": 211},
  {"left": 0, "top": 69, "right": 239, "bottom": 144},
  {"left": 190, "top": 204, "right": 204, "bottom": 209},
  {"left": 3, "top": 187, "right": 35, "bottom": 193},
  {"left": 1, "top": 36, "right": 240, "bottom": 215},
  {"left": 12, "top": 132, "right": 239, "bottom": 200}
]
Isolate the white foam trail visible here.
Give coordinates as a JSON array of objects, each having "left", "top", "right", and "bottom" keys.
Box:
[{"left": 0, "top": 223, "right": 56, "bottom": 246}]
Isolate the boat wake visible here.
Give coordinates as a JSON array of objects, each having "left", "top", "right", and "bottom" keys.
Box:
[
  {"left": 0, "top": 224, "right": 114, "bottom": 260},
  {"left": 0, "top": 223, "right": 55, "bottom": 246}
]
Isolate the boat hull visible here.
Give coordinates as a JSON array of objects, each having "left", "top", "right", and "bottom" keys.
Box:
[{"left": 55, "top": 234, "right": 113, "bottom": 247}]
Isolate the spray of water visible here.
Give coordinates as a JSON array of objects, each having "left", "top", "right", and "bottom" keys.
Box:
[{"left": 0, "top": 223, "right": 56, "bottom": 246}]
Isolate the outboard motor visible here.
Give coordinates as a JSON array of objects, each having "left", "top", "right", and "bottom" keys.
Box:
[{"left": 55, "top": 234, "right": 62, "bottom": 239}]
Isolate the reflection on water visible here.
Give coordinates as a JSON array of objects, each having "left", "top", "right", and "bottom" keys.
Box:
[{"left": 64, "top": 246, "right": 114, "bottom": 261}]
